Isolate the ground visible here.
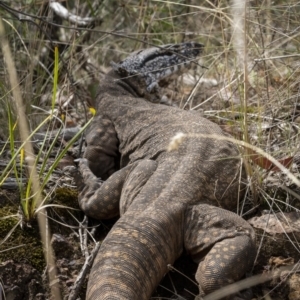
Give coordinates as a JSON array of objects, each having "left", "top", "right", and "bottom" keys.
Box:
[
  {"left": 1, "top": 185, "right": 300, "bottom": 300},
  {"left": 1, "top": 1, "right": 300, "bottom": 299}
]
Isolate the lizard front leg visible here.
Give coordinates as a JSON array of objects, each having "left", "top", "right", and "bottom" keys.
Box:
[
  {"left": 76, "top": 158, "right": 130, "bottom": 219},
  {"left": 77, "top": 159, "right": 158, "bottom": 220}
]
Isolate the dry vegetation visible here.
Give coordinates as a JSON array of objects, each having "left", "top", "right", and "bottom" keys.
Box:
[{"left": 1, "top": 1, "right": 300, "bottom": 299}]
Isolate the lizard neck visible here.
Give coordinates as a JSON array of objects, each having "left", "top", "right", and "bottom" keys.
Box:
[
  {"left": 93, "top": 71, "right": 140, "bottom": 111},
  {"left": 97, "top": 70, "right": 160, "bottom": 105},
  {"left": 101, "top": 70, "right": 143, "bottom": 97}
]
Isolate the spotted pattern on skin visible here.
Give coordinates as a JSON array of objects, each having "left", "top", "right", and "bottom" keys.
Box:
[
  {"left": 194, "top": 233, "right": 255, "bottom": 298},
  {"left": 75, "top": 42, "right": 256, "bottom": 300}
]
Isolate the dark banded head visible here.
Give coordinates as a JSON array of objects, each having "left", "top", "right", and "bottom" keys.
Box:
[{"left": 111, "top": 42, "right": 204, "bottom": 101}]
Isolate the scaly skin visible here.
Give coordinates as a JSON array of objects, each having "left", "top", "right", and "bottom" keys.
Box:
[
  {"left": 76, "top": 43, "right": 256, "bottom": 300},
  {"left": 111, "top": 41, "right": 203, "bottom": 103}
]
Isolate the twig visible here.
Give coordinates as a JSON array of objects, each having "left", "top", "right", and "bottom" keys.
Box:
[
  {"left": 254, "top": 54, "right": 300, "bottom": 62},
  {"left": 49, "top": 1, "right": 95, "bottom": 26},
  {"left": 167, "top": 264, "right": 198, "bottom": 286},
  {"left": 68, "top": 242, "right": 101, "bottom": 300},
  {"left": 79, "top": 216, "right": 90, "bottom": 259}
]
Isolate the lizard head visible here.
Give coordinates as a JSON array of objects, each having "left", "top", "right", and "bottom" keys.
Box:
[{"left": 111, "top": 41, "right": 204, "bottom": 103}]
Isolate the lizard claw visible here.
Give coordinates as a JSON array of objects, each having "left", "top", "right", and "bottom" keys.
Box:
[
  {"left": 74, "top": 158, "right": 86, "bottom": 163},
  {"left": 74, "top": 158, "right": 89, "bottom": 167}
]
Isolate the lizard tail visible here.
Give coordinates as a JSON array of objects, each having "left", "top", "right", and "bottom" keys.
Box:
[{"left": 86, "top": 211, "right": 183, "bottom": 300}]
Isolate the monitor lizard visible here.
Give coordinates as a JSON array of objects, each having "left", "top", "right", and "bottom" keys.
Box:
[{"left": 75, "top": 42, "right": 256, "bottom": 300}]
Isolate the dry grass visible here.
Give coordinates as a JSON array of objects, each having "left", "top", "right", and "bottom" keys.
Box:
[{"left": 1, "top": 0, "right": 300, "bottom": 299}]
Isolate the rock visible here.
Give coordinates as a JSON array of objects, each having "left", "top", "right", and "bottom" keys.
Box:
[
  {"left": 249, "top": 212, "right": 300, "bottom": 299},
  {"left": 51, "top": 233, "right": 73, "bottom": 259},
  {"left": 288, "top": 273, "right": 300, "bottom": 300},
  {"left": 249, "top": 211, "right": 300, "bottom": 265}
]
